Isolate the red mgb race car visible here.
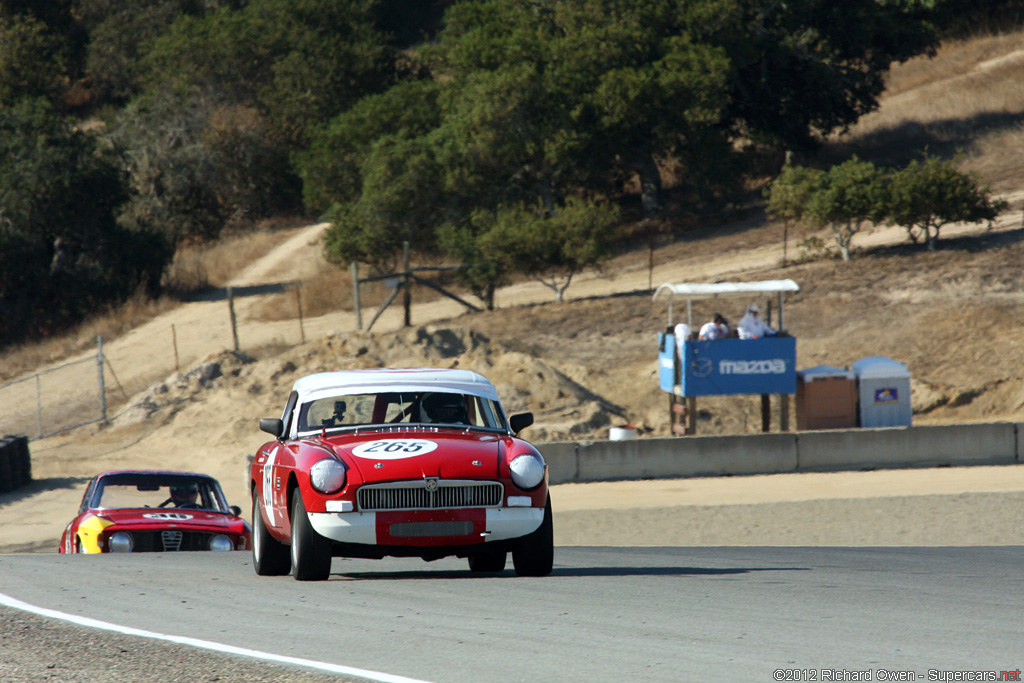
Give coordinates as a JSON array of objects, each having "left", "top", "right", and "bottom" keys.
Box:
[
  {"left": 59, "top": 470, "right": 252, "bottom": 554},
  {"left": 250, "top": 368, "right": 552, "bottom": 580}
]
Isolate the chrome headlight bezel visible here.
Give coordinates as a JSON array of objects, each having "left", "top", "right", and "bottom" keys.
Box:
[
  {"left": 108, "top": 531, "right": 133, "bottom": 553},
  {"left": 509, "top": 453, "right": 545, "bottom": 490},
  {"left": 209, "top": 534, "right": 234, "bottom": 552},
  {"left": 310, "top": 458, "right": 347, "bottom": 494}
]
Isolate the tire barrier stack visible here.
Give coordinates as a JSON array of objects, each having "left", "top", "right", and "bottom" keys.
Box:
[{"left": 0, "top": 435, "right": 32, "bottom": 493}]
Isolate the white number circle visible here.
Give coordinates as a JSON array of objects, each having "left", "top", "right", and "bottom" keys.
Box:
[{"left": 351, "top": 439, "right": 438, "bottom": 459}]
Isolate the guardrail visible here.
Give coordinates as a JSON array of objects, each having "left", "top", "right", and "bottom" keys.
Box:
[
  {"left": 538, "top": 422, "right": 1023, "bottom": 485},
  {"left": 0, "top": 435, "right": 32, "bottom": 493}
]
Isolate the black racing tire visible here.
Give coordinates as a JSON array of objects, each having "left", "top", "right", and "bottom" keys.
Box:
[
  {"left": 512, "top": 494, "right": 554, "bottom": 577},
  {"left": 468, "top": 548, "right": 507, "bottom": 573},
  {"left": 252, "top": 488, "right": 290, "bottom": 576},
  {"left": 290, "top": 488, "right": 332, "bottom": 581}
]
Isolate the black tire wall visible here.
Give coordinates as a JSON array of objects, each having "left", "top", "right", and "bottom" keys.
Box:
[{"left": 0, "top": 435, "right": 31, "bottom": 493}]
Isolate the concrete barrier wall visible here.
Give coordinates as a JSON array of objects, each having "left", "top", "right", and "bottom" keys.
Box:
[
  {"left": 795, "top": 423, "right": 1018, "bottom": 471},
  {"left": 537, "top": 422, "right": 1022, "bottom": 485}
]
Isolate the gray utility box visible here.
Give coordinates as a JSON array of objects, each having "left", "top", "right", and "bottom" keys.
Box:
[
  {"left": 796, "top": 365, "right": 857, "bottom": 430},
  {"left": 851, "top": 356, "right": 912, "bottom": 428}
]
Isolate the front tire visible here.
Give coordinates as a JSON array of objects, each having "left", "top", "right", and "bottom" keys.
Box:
[
  {"left": 252, "top": 488, "right": 290, "bottom": 576},
  {"left": 291, "top": 488, "right": 332, "bottom": 581},
  {"left": 468, "top": 548, "right": 507, "bottom": 573},
  {"left": 512, "top": 494, "right": 553, "bottom": 577}
]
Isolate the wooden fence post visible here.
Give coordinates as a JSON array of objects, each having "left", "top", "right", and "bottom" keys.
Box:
[
  {"left": 97, "top": 336, "right": 107, "bottom": 425},
  {"left": 351, "top": 261, "right": 362, "bottom": 330},
  {"left": 402, "top": 241, "right": 411, "bottom": 327},
  {"left": 295, "top": 286, "right": 305, "bottom": 344},
  {"left": 227, "top": 286, "right": 239, "bottom": 352}
]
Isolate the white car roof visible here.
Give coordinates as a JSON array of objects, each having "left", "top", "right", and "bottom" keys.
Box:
[{"left": 292, "top": 368, "right": 501, "bottom": 402}]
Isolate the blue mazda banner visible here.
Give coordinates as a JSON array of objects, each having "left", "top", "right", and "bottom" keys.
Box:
[{"left": 659, "top": 335, "right": 796, "bottom": 396}]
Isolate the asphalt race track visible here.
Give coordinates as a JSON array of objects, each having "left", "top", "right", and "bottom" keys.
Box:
[{"left": 1, "top": 547, "right": 1021, "bottom": 682}]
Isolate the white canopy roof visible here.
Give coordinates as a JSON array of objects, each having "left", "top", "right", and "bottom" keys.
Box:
[{"left": 652, "top": 279, "right": 800, "bottom": 303}]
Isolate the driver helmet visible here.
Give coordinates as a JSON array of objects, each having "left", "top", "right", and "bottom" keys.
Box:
[
  {"left": 421, "top": 392, "right": 468, "bottom": 424},
  {"left": 170, "top": 483, "right": 199, "bottom": 507}
]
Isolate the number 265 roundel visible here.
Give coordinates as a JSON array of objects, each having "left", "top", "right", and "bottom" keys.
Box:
[{"left": 351, "top": 439, "right": 438, "bottom": 459}]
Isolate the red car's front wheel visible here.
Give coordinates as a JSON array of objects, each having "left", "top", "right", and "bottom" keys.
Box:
[
  {"left": 252, "top": 488, "right": 290, "bottom": 576},
  {"left": 512, "top": 494, "right": 553, "bottom": 577},
  {"left": 290, "top": 489, "right": 332, "bottom": 581}
]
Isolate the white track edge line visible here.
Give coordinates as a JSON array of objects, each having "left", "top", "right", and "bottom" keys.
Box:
[{"left": 0, "top": 592, "right": 433, "bottom": 683}]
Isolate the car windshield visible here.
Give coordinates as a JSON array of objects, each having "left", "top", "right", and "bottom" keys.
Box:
[
  {"left": 295, "top": 391, "right": 507, "bottom": 436},
  {"left": 91, "top": 473, "right": 231, "bottom": 512}
]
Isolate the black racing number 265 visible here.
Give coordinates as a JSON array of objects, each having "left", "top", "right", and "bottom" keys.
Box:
[{"left": 361, "top": 440, "right": 425, "bottom": 453}]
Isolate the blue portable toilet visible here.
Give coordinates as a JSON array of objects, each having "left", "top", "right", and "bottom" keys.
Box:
[{"left": 851, "top": 356, "right": 912, "bottom": 428}]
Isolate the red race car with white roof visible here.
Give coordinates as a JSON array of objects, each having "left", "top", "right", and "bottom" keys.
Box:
[
  {"left": 59, "top": 470, "right": 251, "bottom": 554},
  {"left": 250, "top": 367, "right": 552, "bottom": 580}
]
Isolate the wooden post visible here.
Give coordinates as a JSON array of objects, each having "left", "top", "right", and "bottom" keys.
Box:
[
  {"left": 295, "top": 286, "right": 305, "bottom": 344},
  {"left": 402, "top": 241, "right": 411, "bottom": 328},
  {"left": 686, "top": 396, "right": 696, "bottom": 435},
  {"left": 172, "top": 324, "right": 180, "bottom": 371},
  {"left": 96, "top": 336, "right": 107, "bottom": 425},
  {"left": 780, "top": 394, "right": 790, "bottom": 431},
  {"left": 760, "top": 394, "right": 771, "bottom": 432},
  {"left": 351, "top": 261, "right": 362, "bottom": 330},
  {"left": 227, "top": 286, "right": 239, "bottom": 352},
  {"left": 35, "top": 374, "right": 42, "bottom": 439}
]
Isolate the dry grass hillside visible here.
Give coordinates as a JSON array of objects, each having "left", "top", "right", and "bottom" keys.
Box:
[{"left": 2, "top": 28, "right": 1024, "bottom": 554}]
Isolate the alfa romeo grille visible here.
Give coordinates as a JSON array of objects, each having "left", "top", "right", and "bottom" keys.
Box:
[
  {"left": 161, "top": 530, "right": 183, "bottom": 551},
  {"left": 357, "top": 480, "right": 503, "bottom": 512}
]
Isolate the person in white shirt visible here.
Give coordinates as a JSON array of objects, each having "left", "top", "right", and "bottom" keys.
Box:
[
  {"left": 698, "top": 313, "right": 730, "bottom": 340},
  {"left": 737, "top": 302, "right": 777, "bottom": 339}
]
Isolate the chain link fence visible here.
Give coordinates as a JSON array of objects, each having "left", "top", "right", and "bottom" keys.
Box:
[
  {"left": 0, "top": 288, "right": 313, "bottom": 441},
  {"left": 0, "top": 343, "right": 107, "bottom": 439}
]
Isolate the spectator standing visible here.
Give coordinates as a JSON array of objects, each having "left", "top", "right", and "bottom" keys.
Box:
[{"left": 737, "top": 303, "right": 777, "bottom": 339}]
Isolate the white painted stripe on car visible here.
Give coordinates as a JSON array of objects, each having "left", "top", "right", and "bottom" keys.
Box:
[{"left": 0, "top": 592, "right": 433, "bottom": 683}]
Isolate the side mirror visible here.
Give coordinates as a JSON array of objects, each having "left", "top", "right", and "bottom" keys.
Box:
[
  {"left": 259, "top": 418, "right": 283, "bottom": 437},
  {"left": 509, "top": 412, "right": 534, "bottom": 434},
  {"left": 229, "top": 505, "right": 242, "bottom": 517}
]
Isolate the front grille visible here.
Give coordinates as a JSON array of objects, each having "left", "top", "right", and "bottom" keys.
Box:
[
  {"left": 357, "top": 480, "right": 503, "bottom": 512},
  {"left": 161, "top": 530, "right": 183, "bottom": 551},
  {"left": 113, "top": 530, "right": 219, "bottom": 551}
]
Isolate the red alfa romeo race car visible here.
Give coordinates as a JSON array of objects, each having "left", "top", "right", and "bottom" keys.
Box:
[
  {"left": 250, "top": 368, "right": 552, "bottom": 580},
  {"left": 59, "top": 470, "right": 252, "bottom": 554}
]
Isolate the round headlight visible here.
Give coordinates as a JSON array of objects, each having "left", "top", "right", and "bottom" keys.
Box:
[
  {"left": 209, "top": 534, "right": 234, "bottom": 552},
  {"left": 310, "top": 458, "right": 347, "bottom": 494},
  {"left": 108, "top": 531, "right": 133, "bottom": 553},
  {"left": 510, "top": 454, "right": 545, "bottom": 490}
]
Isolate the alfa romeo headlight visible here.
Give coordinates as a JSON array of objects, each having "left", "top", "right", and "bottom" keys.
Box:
[
  {"left": 510, "top": 454, "right": 545, "bottom": 490},
  {"left": 209, "top": 534, "right": 234, "bottom": 552},
  {"left": 108, "top": 531, "right": 133, "bottom": 553},
  {"left": 310, "top": 458, "right": 347, "bottom": 494}
]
